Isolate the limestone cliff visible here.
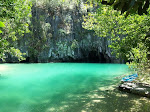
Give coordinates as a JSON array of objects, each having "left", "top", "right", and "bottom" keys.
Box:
[{"left": 6, "top": 0, "right": 121, "bottom": 63}]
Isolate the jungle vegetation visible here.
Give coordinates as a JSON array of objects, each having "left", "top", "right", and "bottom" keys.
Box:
[
  {"left": 0, "top": 0, "right": 32, "bottom": 61},
  {"left": 84, "top": 0, "right": 150, "bottom": 75}
]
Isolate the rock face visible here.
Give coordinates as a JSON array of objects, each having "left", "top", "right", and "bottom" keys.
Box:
[{"left": 6, "top": 1, "right": 121, "bottom": 63}]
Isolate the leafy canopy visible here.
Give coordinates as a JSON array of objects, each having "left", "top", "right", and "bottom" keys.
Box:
[
  {"left": 0, "top": 0, "right": 32, "bottom": 61},
  {"left": 83, "top": 5, "right": 150, "bottom": 74},
  {"left": 88, "top": 0, "right": 150, "bottom": 16}
]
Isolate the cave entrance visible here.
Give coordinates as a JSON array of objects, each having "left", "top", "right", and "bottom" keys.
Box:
[{"left": 88, "top": 51, "right": 107, "bottom": 63}]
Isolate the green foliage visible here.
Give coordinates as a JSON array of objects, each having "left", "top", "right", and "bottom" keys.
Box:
[
  {"left": 126, "top": 42, "right": 150, "bottom": 74},
  {"left": 83, "top": 5, "right": 150, "bottom": 74},
  {"left": 56, "top": 41, "right": 68, "bottom": 57},
  {"left": 0, "top": 0, "right": 32, "bottom": 61},
  {"left": 71, "top": 39, "right": 79, "bottom": 49},
  {"left": 0, "top": 21, "right": 5, "bottom": 33},
  {"left": 0, "top": 21, "right": 5, "bottom": 27},
  {"left": 32, "top": 0, "right": 79, "bottom": 9},
  {"left": 88, "top": 0, "right": 150, "bottom": 15}
]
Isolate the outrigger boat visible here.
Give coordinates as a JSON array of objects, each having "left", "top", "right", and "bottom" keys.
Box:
[{"left": 121, "top": 73, "right": 138, "bottom": 82}]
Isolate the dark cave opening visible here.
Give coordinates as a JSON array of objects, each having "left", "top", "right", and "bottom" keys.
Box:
[
  {"left": 88, "top": 51, "right": 102, "bottom": 63},
  {"left": 20, "top": 57, "right": 30, "bottom": 63},
  {"left": 88, "top": 51, "right": 110, "bottom": 63}
]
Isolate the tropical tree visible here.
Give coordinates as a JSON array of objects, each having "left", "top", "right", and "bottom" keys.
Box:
[
  {"left": 0, "top": 0, "right": 32, "bottom": 61},
  {"left": 83, "top": 5, "right": 150, "bottom": 74}
]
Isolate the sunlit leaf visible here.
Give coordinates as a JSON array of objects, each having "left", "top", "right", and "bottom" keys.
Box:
[{"left": 0, "top": 21, "right": 5, "bottom": 27}]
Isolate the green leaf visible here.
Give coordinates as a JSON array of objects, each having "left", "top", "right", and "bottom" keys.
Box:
[{"left": 0, "top": 21, "right": 5, "bottom": 27}]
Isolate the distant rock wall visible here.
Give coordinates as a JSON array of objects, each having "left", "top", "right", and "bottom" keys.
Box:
[{"left": 6, "top": 1, "right": 122, "bottom": 63}]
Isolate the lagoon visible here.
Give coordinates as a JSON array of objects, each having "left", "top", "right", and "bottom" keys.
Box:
[{"left": 0, "top": 63, "right": 144, "bottom": 112}]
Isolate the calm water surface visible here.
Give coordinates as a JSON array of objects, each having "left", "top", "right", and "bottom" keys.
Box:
[{"left": 0, "top": 63, "right": 138, "bottom": 112}]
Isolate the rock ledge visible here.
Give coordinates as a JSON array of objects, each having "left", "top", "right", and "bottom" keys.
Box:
[{"left": 118, "top": 82, "right": 150, "bottom": 98}]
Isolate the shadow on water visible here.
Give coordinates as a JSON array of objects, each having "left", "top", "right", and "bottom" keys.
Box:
[
  {"left": 21, "top": 79, "right": 150, "bottom": 112},
  {"left": 0, "top": 75, "right": 8, "bottom": 80},
  {"left": 28, "top": 87, "right": 150, "bottom": 112}
]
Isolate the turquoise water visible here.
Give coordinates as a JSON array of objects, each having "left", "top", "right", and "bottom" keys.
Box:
[{"left": 0, "top": 63, "right": 130, "bottom": 112}]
